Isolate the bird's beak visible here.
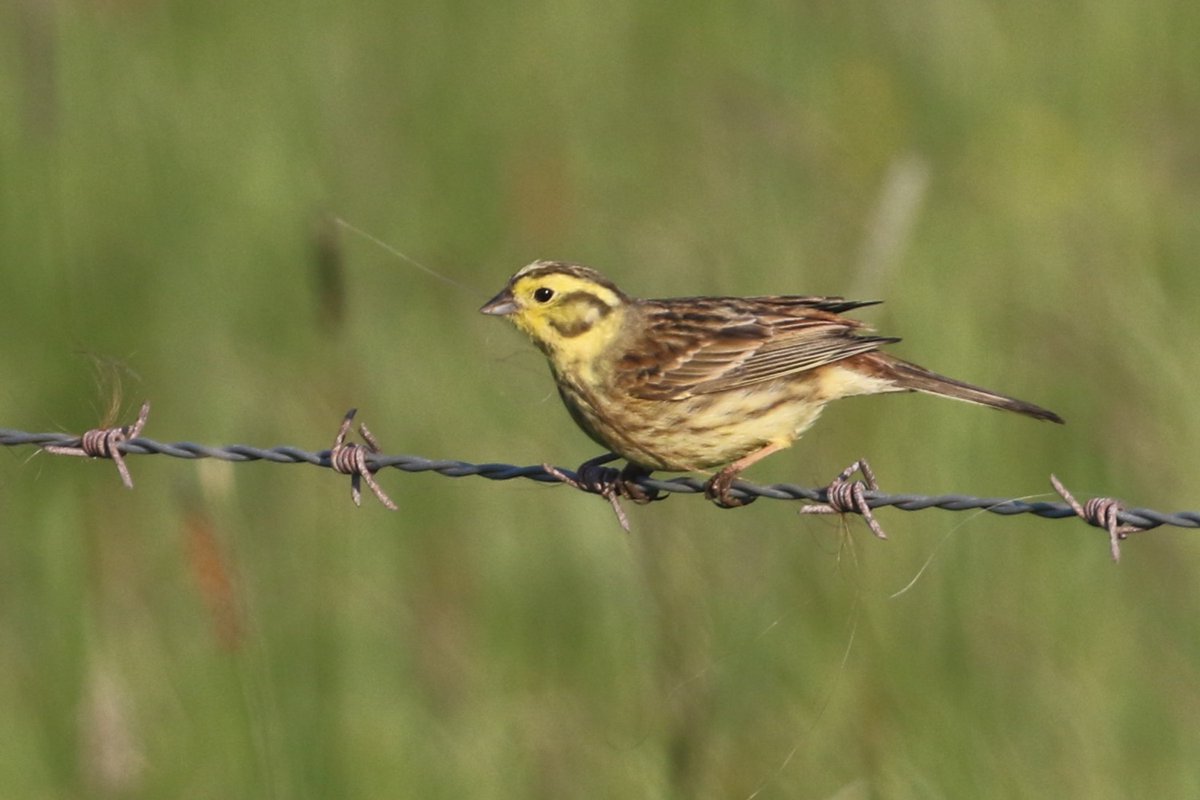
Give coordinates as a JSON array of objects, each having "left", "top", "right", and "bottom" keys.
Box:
[{"left": 480, "top": 289, "right": 517, "bottom": 316}]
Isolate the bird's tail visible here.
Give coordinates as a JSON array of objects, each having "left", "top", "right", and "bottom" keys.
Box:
[{"left": 863, "top": 353, "right": 1064, "bottom": 424}]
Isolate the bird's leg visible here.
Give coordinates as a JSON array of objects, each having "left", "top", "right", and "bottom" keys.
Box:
[
  {"left": 543, "top": 454, "right": 660, "bottom": 532},
  {"left": 704, "top": 441, "right": 789, "bottom": 509}
]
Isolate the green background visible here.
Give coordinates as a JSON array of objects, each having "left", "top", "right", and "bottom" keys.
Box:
[{"left": 2, "top": 1, "right": 1199, "bottom": 797}]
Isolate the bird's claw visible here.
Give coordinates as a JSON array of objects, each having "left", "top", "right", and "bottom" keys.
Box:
[
  {"left": 543, "top": 455, "right": 660, "bottom": 531},
  {"left": 703, "top": 468, "right": 758, "bottom": 508}
]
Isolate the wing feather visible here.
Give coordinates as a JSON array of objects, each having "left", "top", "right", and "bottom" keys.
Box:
[{"left": 615, "top": 295, "right": 897, "bottom": 400}]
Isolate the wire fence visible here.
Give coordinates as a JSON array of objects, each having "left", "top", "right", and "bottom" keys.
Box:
[{"left": 3, "top": 405, "right": 1197, "bottom": 561}]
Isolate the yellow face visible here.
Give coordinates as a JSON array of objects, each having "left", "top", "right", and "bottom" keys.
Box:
[{"left": 480, "top": 262, "right": 629, "bottom": 368}]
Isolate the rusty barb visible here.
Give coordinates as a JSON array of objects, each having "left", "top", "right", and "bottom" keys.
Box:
[
  {"left": 328, "top": 409, "right": 398, "bottom": 511},
  {"left": 6, "top": 406, "right": 1198, "bottom": 558},
  {"left": 1050, "top": 474, "right": 1151, "bottom": 562},
  {"left": 42, "top": 401, "right": 151, "bottom": 489},
  {"left": 798, "top": 459, "right": 889, "bottom": 539}
]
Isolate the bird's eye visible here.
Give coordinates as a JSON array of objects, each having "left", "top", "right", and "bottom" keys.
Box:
[{"left": 533, "top": 287, "right": 554, "bottom": 303}]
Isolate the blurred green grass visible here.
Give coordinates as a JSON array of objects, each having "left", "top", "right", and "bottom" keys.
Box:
[{"left": 2, "top": 0, "right": 1199, "bottom": 797}]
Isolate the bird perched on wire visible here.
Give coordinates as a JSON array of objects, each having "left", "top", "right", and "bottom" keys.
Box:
[{"left": 481, "top": 261, "right": 1062, "bottom": 519}]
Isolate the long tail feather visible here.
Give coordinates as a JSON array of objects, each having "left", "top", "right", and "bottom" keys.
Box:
[{"left": 867, "top": 354, "right": 1064, "bottom": 423}]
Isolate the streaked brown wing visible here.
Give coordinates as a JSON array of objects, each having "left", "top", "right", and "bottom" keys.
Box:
[{"left": 616, "top": 296, "right": 897, "bottom": 400}]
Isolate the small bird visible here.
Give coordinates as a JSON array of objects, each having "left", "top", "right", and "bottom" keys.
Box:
[{"left": 481, "top": 261, "right": 1062, "bottom": 513}]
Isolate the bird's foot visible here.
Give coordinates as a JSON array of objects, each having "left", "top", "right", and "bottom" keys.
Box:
[
  {"left": 703, "top": 466, "right": 758, "bottom": 509},
  {"left": 543, "top": 454, "right": 660, "bottom": 532}
]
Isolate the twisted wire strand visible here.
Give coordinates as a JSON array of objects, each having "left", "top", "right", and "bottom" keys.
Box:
[{"left": 3, "top": 427, "right": 1198, "bottom": 532}]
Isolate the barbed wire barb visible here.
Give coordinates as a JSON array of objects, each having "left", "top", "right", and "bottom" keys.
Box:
[
  {"left": 1050, "top": 474, "right": 1149, "bottom": 562},
  {"left": 5, "top": 414, "right": 1199, "bottom": 558},
  {"left": 542, "top": 453, "right": 665, "bottom": 533},
  {"left": 328, "top": 409, "right": 398, "bottom": 510},
  {"left": 798, "top": 459, "right": 889, "bottom": 539},
  {"left": 41, "top": 400, "right": 151, "bottom": 489}
]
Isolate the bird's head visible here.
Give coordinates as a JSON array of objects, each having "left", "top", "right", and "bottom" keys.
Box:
[{"left": 480, "top": 261, "right": 630, "bottom": 363}]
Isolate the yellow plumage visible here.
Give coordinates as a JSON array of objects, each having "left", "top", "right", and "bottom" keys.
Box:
[{"left": 482, "top": 261, "right": 1062, "bottom": 507}]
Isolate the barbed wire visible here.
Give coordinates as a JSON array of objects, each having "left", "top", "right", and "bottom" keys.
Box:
[{"left": 3, "top": 406, "right": 1197, "bottom": 561}]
